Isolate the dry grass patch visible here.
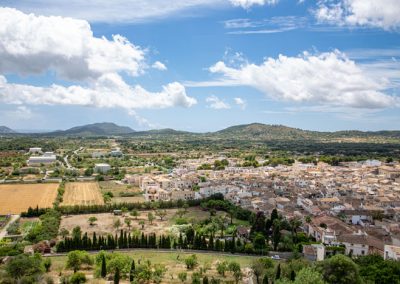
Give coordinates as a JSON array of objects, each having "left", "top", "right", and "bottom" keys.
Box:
[
  {"left": 61, "top": 182, "right": 104, "bottom": 206},
  {"left": 0, "top": 183, "right": 59, "bottom": 214}
]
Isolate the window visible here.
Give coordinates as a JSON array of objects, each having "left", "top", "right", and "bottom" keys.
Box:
[{"left": 361, "top": 250, "right": 365, "bottom": 255}]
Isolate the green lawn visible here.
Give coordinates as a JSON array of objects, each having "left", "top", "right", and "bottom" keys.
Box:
[{"left": 48, "top": 249, "right": 258, "bottom": 283}]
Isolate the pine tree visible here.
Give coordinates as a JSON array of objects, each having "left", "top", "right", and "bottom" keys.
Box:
[{"left": 101, "top": 254, "right": 107, "bottom": 278}]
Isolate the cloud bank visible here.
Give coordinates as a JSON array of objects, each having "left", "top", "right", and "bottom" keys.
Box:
[{"left": 196, "top": 50, "right": 398, "bottom": 109}]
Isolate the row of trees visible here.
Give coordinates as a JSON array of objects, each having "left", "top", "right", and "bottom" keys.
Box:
[
  {"left": 21, "top": 193, "right": 226, "bottom": 217},
  {"left": 56, "top": 227, "right": 254, "bottom": 254},
  {"left": 56, "top": 229, "right": 173, "bottom": 252}
]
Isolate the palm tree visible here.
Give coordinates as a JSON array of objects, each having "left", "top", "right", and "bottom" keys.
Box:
[{"left": 289, "top": 217, "right": 302, "bottom": 243}]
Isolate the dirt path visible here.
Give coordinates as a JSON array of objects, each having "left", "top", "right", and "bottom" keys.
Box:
[{"left": 0, "top": 214, "right": 20, "bottom": 240}]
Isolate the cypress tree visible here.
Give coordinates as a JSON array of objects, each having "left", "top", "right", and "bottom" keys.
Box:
[
  {"left": 101, "top": 254, "right": 107, "bottom": 278},
  {"left": 114, "top": 267, "right": 120, "bottom": 284},
  {"left": 129, "top": 260, "right": 135, "bottom": 281},
  {"left": 93, "top": 232, "right": 97, "bottom": 250},
  {"left": 275, "top": 264, "right": 281, "bottom": 280},
  {"left": 208, "top": 235, "right": 214, "bottom": 250},
  {"left": 290, "top": 270, "right": 296, "bottom": 281},
  {"left": 203, "top": 275, "right": 209, "bottom": 284},
  {"left": 262, "top": 274, "right": 268, "bottom": 284}
]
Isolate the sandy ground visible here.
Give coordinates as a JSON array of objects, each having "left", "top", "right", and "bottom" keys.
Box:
[
  {"left": 0, "top": 183, "right": 59, "bottom": 214},
  {"left": 59, "top": 207, "right": 223, "bottom": 237},
  {"left": 60, "top": 210, "right": 177, "bottom": 236}
]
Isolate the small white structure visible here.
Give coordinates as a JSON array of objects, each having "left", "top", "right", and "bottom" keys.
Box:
[
  {"left": 43, "top": 152, "right": 55, "bottom": 157},
  {"left": 110, "top": 148, "right": 123, "bottom": 157},
  {"left": 95, "top": 163, "right": 111, "bottom": 174},
  {"left": 29, "top": 147, "right": 42, "bottom": 154},
  {"left": 384, "top": 245, "right": 400, "bottom": 260}
]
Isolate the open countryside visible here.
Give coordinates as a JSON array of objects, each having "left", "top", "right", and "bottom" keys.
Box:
[
  {"left": 0, "top": 183, "right": 58, "bottom": 214},
  {"left": 61, "top": 182, "right": 104, "bottom": 206}
]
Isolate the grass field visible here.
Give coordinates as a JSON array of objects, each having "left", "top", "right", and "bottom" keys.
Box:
[
  {"left": 0, "top": 183, "right": 59, "bottom": 214},
  {"left": 48, "top": 250, "right": 258, "bottom": 283},
  {"left": 99, "top": 181, "right": 144, "bottom": 204},
  {"left": 61, "top": 182, "right": 104, "bottom": 206}
]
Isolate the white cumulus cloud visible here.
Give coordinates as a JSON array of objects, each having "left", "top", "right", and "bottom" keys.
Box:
[
  {"left": 234, "top": 97, "right": 247, "bottom": 109},
  {"left": 206, "top": 50, "right": 398, "bottom": 109},
  {"left": 206, "top": 95, "right": 231, "bottom": 109},
  {"left": 152, "top": 61, "right": 167, "bottom": 71},
  {"left": 0, "top": 74, "right": 197, "bottom": 110},
  {"left": 0, "top": 8, "right": 198, "bottom": 112},
  {"left": 314, "top": 0, "right": 400, "bottom": 30},
  {"left": 0, "top": 7, "right": 145, "bottom": 80},
  {"left": 230, "top": 0, "right": 279, "bottom": 9}
]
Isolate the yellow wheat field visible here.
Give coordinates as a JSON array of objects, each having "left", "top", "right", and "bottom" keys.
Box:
[
  {"left": 61, "top": 182, "right": 104, "bottom": 206},
  {"left": 0, "top": 183, "right": 59, "bottom": 214}
]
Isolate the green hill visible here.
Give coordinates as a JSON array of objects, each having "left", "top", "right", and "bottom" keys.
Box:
[{"left": 47, "top": 122, "right": 135, "bottom": 137}]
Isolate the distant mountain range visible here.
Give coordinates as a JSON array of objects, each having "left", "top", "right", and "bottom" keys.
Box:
[
  {"left": 0, "top": 126, "right": 16, "bottom": 134},
  {"left": 1, "top": 122, "right": 400, "bottom": 140}
]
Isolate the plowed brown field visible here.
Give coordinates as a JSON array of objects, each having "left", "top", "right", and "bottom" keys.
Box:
[{"left": 0, "top": 183, "right": 59, "bottom": 214}]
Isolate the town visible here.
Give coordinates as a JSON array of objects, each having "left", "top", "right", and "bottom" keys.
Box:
[{"left": 0, "top": 130, "right": 399, "bottom": 283}]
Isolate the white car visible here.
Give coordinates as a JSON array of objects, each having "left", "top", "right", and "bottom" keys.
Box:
[{"left": 271, "top": 255, "right": 281, "bottom": 260}]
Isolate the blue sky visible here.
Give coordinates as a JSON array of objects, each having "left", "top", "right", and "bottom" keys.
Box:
[{"left": 0, "top": 0, "right": 399, "bottom": 132}]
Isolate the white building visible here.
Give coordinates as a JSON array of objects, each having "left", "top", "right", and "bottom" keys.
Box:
[
  {"left": 28, "top": 152, "right": 56, "bottom": 166},
  {"left": 95, "top": 163, "right": 111, "bottom": 174},
  {"left": 384, "top": 245, "right": 400, "bottom": 260},
  {"left": 110, "top": 148, "right": 123, "bottom": 157},
  {"left": 29, "top": 147, "right": 42, "bottom": 154}
]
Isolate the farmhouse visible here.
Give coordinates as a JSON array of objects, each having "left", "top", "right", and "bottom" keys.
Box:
[{"left": 95, "top": 163, "right": 111, "bottom": 174}]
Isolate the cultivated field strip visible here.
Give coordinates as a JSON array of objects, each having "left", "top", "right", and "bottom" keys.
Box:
[
  {"left": 0, "top": 183, "right": 59, "bottom": 214},
  {"left": 61, "top": 182, "right": 104, "bottom": 206}
]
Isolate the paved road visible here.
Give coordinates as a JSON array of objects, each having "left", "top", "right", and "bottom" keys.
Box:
[
  {"left": 64, "top": 147, "right": 84, "bottom": 169},
  {"left": 0, "top": 214, "right": 20, "bottom": 240},
  {"left": 63, "top": 155, "right": 72, "bottom": 169}
]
